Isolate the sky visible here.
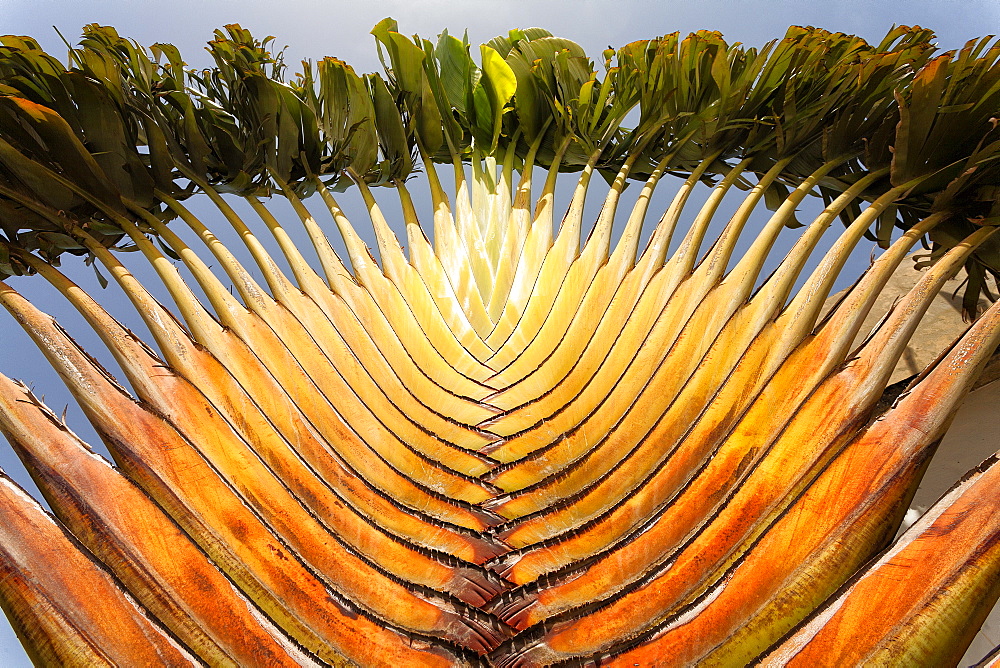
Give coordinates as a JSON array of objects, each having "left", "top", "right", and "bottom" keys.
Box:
[
  {"left": 1, "top": 0, "right": 998, "bottom": 664},
  {"left": 2, "top": 0, "right": 998, "bottom": 76}
]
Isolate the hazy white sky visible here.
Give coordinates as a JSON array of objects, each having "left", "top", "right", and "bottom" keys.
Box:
[
  {"left": 0, "top": 0, "right": 996, "bottom": 663},
  {"left": 5, "top": 0, "right": 998, "bottom": 71}
]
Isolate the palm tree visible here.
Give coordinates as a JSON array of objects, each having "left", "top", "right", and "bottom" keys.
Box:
[{"left": 0, "top": 20, "right": 999, "bottom": 666}]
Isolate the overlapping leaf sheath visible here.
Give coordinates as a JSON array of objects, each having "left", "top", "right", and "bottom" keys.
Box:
[
  {"left": 0, "top": 374, "right": 319, "bottom": 667},
  {"left": 1, "top": 20, "right": 1000, "bottom": 668},
  {"left": 0, "top": 475, "right": 203, "bottom": 667},
  {"left": 591, "top": 276, "right": 1000, "bottom": 667}
]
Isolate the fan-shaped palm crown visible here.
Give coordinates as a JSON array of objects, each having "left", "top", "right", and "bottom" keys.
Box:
[{"left": 0, "top": 20, "right": 1000, "bottom": 667}]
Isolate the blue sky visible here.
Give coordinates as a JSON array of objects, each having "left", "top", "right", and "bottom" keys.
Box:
[
  {"left": 2, "top": 1, "right": 997, "bottom": 76},
  {"left": 1, "top": 0, "right": 997, "bottom": 663}
]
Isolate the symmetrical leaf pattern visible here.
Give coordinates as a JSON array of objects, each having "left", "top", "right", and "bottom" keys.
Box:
[{"left": 1, "top": 21, "right": 1000, "bottom": 667}]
